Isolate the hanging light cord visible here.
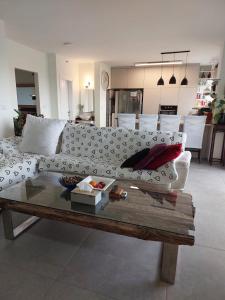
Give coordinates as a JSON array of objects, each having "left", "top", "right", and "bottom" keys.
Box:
[
  {"left": 173, "top": 53, "right": 175, "bottom": 75},
  {"left": 185, "top": 52, "right": 188, "bottom": 77},
  {"left": 161, "top": 54, "right": 163, "bottom": 77}
]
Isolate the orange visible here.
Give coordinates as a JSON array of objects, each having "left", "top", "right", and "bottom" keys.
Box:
[{"left": 89, "top": 180, "right": 98, "bottom": 188}]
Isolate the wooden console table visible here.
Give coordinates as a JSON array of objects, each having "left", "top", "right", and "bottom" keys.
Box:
[{"left": 209, "top": 124, "right": 225, "bottom": 165}]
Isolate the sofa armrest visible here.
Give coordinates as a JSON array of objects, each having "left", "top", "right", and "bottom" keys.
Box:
[
  {"left": 0, "top": 136, "right": 22, "bottom": 156},
  {"left": 171, "top": 151, "right": 191, "bottom": 190}
]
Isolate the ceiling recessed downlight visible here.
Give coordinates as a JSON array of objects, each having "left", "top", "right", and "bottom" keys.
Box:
[
  {"left": 134, "top": 60, "right": 183, "bottom": 67},
  {"left": 63, "top": 42, "right": 72, "bottom": 46}
]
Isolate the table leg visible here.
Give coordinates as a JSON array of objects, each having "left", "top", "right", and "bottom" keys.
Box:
[
  {"left": 209, "top": 129, "right": 216, "bottom": 165},
  {"left": 2, "top": 208, "right": 40, "bottom": 240},
  {"left": 161, "top": 242, "right": 179, "bottom": 284}
]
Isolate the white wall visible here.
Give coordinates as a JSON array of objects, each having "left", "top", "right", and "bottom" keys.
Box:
[
  {"left": 56, "top": 55, "right": 79, "bottom": 119},
  {"left": 111, "top": 64, "right": 200, "bottom": 116},
  {"left": 7, "top": 39, "right": 52, "bottom": 119},
  {"left": 94, "top": 62, "right": 111, "bottom": 127},
  {"left": 0, "top": 23, "right": 14, "bottom": 137},
  {"left": 79, "top": 63, "right": 95, "bottom": 90},
  {"left": 47, "top": 53, "right": 59, "bottom": 118},
  {"left": 217, "top": 42, "right": 225, "bottom": 99}
]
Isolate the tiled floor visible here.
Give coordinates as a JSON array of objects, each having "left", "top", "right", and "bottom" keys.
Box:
[{"left": 0, "top": 162, "right": 225, "bottom": 299}]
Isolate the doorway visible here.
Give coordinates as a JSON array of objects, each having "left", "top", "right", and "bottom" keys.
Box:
[
  {"left": 59, "top": 79, "right": 73, "bottom": 120},
  {"left": 15, "top": 68, "right": 40, "bottom": 116}
]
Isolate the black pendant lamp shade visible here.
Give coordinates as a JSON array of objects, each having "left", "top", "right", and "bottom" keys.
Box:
[
  {"left": 169, "top": 74, "right": 176, "bottom": 84},
  {"left": 181, "top": 77, "right": 188, "bottom": 85},
  {"left": 181, "top": 52, "right": 189, "bottom": 85},
  {"left": 169, "top": 53, "right": 176, "bottom": 84},
  {"left": 157, "top": 54, "right": 164, "bottom": 85},
  {"left": 157, "top": 76, "right": 164, "bottom": 85}
]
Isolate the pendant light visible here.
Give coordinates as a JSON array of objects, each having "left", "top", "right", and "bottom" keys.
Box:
[
  {"left": 169, "top": 53, "right": 176, "bottom": 84},
  {"left": 157, "top": 54, "right": 164, "bottom": 85},
  {"left": 181, "top": 52, "right": 188, "bottom": 85}
]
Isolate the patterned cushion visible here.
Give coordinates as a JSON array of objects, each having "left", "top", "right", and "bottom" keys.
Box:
[
  {"left": 0, "top": 136, "right": 22, "bottom": 156},
  {"left": 39, "top": 154, "right": 118, "bottom": 178},
  {"left": 39, "top": 154, "right": 178, "bottom": 185},
  {"left": 61, "top": 123, "right": 186, "bottom": 164},
  {"left": 0, "top": 154, "right": 38, "bottom": 191}
]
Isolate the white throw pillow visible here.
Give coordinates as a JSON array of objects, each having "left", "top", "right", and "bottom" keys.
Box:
[{"left": 19, "top": 115, "right": 66, "bottom": 156}]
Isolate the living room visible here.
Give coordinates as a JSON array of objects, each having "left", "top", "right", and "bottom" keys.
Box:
[{"left": 0, "top": 1, "right": 225, "bottom": 299}]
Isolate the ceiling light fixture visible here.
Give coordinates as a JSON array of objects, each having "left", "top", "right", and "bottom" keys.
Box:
[
  {"left": 169, "top": 53, "right": 177, "bottom": 84},
  {"left": 157, "top": 54, "right": 165, "bottom": 85},
  {"left": 63, "top": 42, "right": 72, "bottom": 46},
  {"left": 181, "top": 52, "right": 189, "bottom": 85},
  {"left": 135, "top": 60, "right": 182, "bottom": 67}
]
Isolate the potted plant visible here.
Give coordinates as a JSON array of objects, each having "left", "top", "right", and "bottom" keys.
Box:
[{"left": 13, "top": 109, "right": 26, "bottom": 136}]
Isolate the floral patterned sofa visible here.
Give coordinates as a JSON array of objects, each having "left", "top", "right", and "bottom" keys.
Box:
[{"left": 0, "top": 123, "right": 191, "bottom": 191}]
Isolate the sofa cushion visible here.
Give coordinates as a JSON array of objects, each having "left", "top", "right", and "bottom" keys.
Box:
[
  {"left": 133, "top": 144, "right": 167, "bottom": 170},
  {"left": 147, "top": 144, "right": 183, "bottom": 170},
  {"left": 39, "top": 154, "right": 178, "bottom": 185},
  {"left": 39, "top": 154, "right": 118, "bottom": 178},
  {"left": 61, "top": 123, "right": 186, "bottom": 164},
  {"left": 0, "top": 154, "right": 38, "bottom": 191},
  {"left": 19, "top": 115, "right": 66, "bottom": 156},
  {"left": 0, "top": 136, "right": 22, "bottom": 156},
  {"left": 117, "top": 161, "right": 177, "bottom": 184},
  {"left": 121, "top": 148, "right": 149, "bottom": 168}
]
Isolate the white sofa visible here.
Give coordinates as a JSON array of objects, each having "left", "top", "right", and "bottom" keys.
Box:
[{"left": 0, "top": 123, "right": 191, "bottom": 191}]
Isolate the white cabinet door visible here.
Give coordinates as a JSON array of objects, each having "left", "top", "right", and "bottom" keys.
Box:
[
  {"left": 143, "top": 88, "right": 161, "bottom": 114},
  {"left": 111, "top": 68, "right": 128, "bottom": 88},
  {"left": 160, "top": 87, "right": 179, "bottom": 105},
  {"left": 178, "top": 87, "right": 197, "bottom": 115},
  {"left": 127, "top": 68, "right": 144, "bottom": 88},
  {"left": 144, "top": 67, "right": 161, "bottom": 88}
]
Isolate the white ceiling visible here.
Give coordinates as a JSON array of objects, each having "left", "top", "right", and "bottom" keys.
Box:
[{"left": 0, "top": 0, "right": 225, "bottom": 66}]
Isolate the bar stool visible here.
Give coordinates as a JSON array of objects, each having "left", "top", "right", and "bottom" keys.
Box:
[
  {"left": 183, "top": 115, "right": 206, "bottom": 163},
  {"left": 159, "top": 115, "right": 181, "bottom": 132},
  {"left": 117, "top": 114, "right": 136, "bottom": 129},
  {"left": 139, "top": 114, "right": 158, "bottom": 131}
]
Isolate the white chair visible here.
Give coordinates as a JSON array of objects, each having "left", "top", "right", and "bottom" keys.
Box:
[
  {"left": 138, "top": 114, "right": 158, "bottom": 131},
  {"left": 117, "top": 113, "right": 136, "bottom": 129},
  {"left": 183, "top": 115, "right": 206, "bottom": 163},
  {"left": 160, "top": 115, "right": 181, "bottom": 132}
]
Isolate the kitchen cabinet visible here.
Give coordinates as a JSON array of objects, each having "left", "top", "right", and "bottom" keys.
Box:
[{"left": 143, "top": 88, "right": 161, "bottom": 114}]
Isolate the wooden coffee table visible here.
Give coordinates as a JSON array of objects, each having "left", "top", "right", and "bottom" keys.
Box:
[{"left": 0, "top": 172, "right": 195, "bottom": 284}]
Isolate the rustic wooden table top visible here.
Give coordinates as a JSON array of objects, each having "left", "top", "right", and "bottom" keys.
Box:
[{"left": 0, "top": 172, "right": 195, "bottom": 246}]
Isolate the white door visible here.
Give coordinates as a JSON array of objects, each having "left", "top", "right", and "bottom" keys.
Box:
[{"left": 59, "top": 79, "right": 73, "bottom": 120}]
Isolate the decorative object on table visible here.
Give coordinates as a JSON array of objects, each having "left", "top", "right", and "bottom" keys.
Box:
[
  {"left": 211, "top": 98, "right": 225, "bottom": 124},
  {"left": 101, "top": 70, "right": 109, "bottom": 90},
  {"left": 59, "top": 175, "right": 83, "bottom": 191},
  {"left": 77, "top": 176, "right": 115, "bottom": 191},
  {"left": 71, "top": 176, "right": 115, "bottom": 206},
  {"left": 71, "top": 188, "right": 102, "bottom": 206},
  {"left": 109, "top": 185, "right": 127, "bottom": 200}
]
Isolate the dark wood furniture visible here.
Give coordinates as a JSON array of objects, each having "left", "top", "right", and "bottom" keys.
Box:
[
  {"left": 186, "top": 148, "right": 201, "bottom": 163},
  {"left": 0, "top": 173, "right": 195, "bottom": 284},
  {"left": 209, "top": 124, "right": 225, "bottom": 165}
]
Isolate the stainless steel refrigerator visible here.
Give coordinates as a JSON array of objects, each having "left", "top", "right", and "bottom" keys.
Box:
[{"left": 106, "top": 89, "right": 143, "bottom": 127}]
